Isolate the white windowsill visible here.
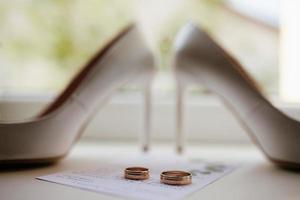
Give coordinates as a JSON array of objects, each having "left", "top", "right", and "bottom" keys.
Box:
[{"left": 1, "top": 93, "right": 300, "bottom": 145}]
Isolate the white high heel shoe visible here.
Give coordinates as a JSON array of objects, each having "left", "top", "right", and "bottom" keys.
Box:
[
  {"left": 173, "top": 23, "right": 300, "bottom": 170},
  {"left": 0, "top": 24, "right": 156, "bottom": 164}
]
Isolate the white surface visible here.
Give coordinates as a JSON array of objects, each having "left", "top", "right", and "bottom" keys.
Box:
[
  {"left": 1, "top": 141, "right": 300, "bottom": 200},
  {"left": 37, "top": 154, "right": 235, "bottom": 200}
]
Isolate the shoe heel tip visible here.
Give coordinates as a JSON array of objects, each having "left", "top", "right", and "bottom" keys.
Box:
[
  {"left": 142, "top": 146, "right": 149, "bottom": 152},
  {"left": 176, "top": 146, "right": 184, "bottom": 154}
]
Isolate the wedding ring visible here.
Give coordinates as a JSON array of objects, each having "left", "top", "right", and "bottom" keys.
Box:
[
  {"left": 124, "top": 167, "right": 149, "bottom": 180},
  {"left": 160, "top": 171, "right": 192, "bottom": 185}
]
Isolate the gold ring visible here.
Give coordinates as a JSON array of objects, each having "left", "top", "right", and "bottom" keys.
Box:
[
  {"left": 160, "top": 171, "right": 192, "bottom": 185},
  {"left": 124, "top": 167, "right": 149, "bottom": 180}
]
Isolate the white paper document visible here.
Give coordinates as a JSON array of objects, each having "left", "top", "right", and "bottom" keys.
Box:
[{"left": 37, "top": 155, "right": 236, "bottom": 200}]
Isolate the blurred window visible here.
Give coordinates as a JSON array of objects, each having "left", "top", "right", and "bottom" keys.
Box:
[{"left": 0, "top": 0, "right": 279, "bottom": 97}]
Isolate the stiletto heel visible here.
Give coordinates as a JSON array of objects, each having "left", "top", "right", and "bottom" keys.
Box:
[
  {"left": 140, "top": 77, "right": 153, "bottom": 152},
  {"left": 173, "top": 22, "right": 300, "bottom": 170},
  {"left": 0, "top": 24, "right": 156, "bottom": 164},
  {"left": 175, "top": 80, "right": 186, "bottom": 154}
]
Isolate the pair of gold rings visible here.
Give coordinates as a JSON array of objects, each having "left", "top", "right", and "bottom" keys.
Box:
[{"left": 124, "top": 167, "right": 192, "bottom": 185}]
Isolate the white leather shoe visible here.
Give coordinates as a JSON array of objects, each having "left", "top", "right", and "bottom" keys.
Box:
[
  {"left": 173, "top": 22, "right": 300, "bottom": 170},
  {"left": 0, "top": 24, "right": 156, "bottom": 165}
]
